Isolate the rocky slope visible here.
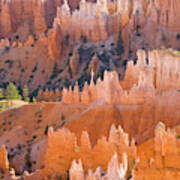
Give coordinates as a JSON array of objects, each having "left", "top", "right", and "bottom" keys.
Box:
[
  {"left": 0, "top": 47, "right": 179, "bottom": 179},
  {"left": 0, "top": 0, "right": 179, "bottom": 180},
  {"left": 0, "top": 0, "right": 179, "bottom": 98}
]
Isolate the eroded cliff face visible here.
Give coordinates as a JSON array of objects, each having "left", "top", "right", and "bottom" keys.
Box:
[
  {"left": 37, "top": 88, "right": 61, "bottom": 102},
  {"left": 0, "top": 124, "right": 136, "bottom": 180},
  {"left": 0, "top": 0, "right": 179, "bottom": 96},
  {"left": 134, "top": 122, "right": 180, "bottom": 179},
  {"left": 68, "top": 123, "right": 180, "bottom": 180},
  {"left": 0, "top": 0, "right": 180, "bottom": 39},
  {"left": 0, "top": 0, "right": 179, "bottom": 179},
  {"left": 2, "top": 123, "right": 180, "bottom": 180},
  {"left": 43, "top": 124, "right": 136, "bottom": 179},
  {"left": 0, "top": 0, "right": 62, "bottom": 39},
  {"left": 0, "top": 48, "right": 179, "bottom": 179},
  {"left": 61, "top": 49, "right": 180, "bottom": 105},
  {"left": 69, "top": 152, "right": 128, "bottom": 180}
]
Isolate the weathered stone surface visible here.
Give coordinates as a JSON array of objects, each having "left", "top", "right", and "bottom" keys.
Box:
[
  {"left": 37, "top": 89, "right": 61, "bottom": 102},
  {"left": 0, "top": 145, "right": 9, "bottom": 173},
  {"left": 69, "top": 152, "right": 128, "bottom": 180},
  {"left": 62, "top": 49, "right": 180, "bottom": 105},
  {"left": 44, "top": 124, "right": 136, "bottom": 178},
  {"left": 133, "top": 123, "right": 180, "bottom": 179},
  {"left": 48, "top": 19, "right": 63, "bottom": 60}
]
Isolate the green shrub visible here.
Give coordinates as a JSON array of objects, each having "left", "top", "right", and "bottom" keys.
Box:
[
  {"left": 61, "top": 113, "right": 65, "bottom": 121},
  {"left": 44, "top": 125, "right": 49, "bottom": 135},
  {"left": 98, "top": 50, "right": 109, "bottom": 65},
  {"left": 50, "top": 63, "right": 59, "bottom": 80},
  {"left": 32, "top": 65, "right": 37, "bottom": 73},
  {"left": 25, "top": 97, "right": 30, "bottom": 102},
  {"left": 56, "top": 176, "right": 62, "bottom": 180},
  {"left": 116, "top": 29, "right": 124, "bottom": 56},
  {"left": 37, "top": 119, "right": 42, "bottom": 123},
  {"left": 65, "top": 34, "right": 70, "bottom": 45},
  {"left": 0, "top": 88, "right": 4, "bottom": 99},
  {"left": 25, "top": 147, "right": 32, "bottom": 168},
  {"left": 32, "top": 135, "right": 37, "bottom": 139},
  {"left": 23, "top": 85, "right": 29, "bottom": 100},
  {"left": 6, "top": 82, "right": 21, "bottom": 100},
  {"left": 32, "top": 97, "right": 37, "bottom": 103},
  {"left": 78, "top": 45, "right": 85, "bottom": 55}
]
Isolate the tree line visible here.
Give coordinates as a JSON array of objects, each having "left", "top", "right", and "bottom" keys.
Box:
[{"left": 0, "top": 82, "right": 36, "bottom": 102}]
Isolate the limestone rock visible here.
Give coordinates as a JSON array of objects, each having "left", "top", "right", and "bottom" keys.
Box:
[{"left": 48, "top": 19, "right": 63, "bottom": 60}]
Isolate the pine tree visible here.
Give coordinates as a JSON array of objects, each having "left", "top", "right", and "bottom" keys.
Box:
[
  {"left": 32, "top": 97, "right": 37, "bottom": 103},
  {"left": 0, "top": 88, "right": 3, "bottom": 99},
  {"left": 23, "top": 85, "right": 29, "bottom": 101},
  {"left": 116, "top": 28, "right": 124, "bottom": 57},
  {"left": 6, "top": 82, "right": 21, "bottom": 100},
  {"left": 25, "top": 97, "right": 30, "bottom": 102}
]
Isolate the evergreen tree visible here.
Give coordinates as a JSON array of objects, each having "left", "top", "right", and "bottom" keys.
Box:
[
  {"left": 0, "top": 88, "right": 3, "bottom": 99},
  {"left": 6, "top": 82, "right": 21, "bottom": 100},
  {"left": 116, "top": 28, "right": 124, "bottom": 57},
  {"left": 32, "top": 97, "right": 37, "bottom": 103},
  {"left": 25, "top": 97, "right": 30, "bottom": 103},
  {"left": 23, "top": 85, "right": 29, "bottom": 101}
]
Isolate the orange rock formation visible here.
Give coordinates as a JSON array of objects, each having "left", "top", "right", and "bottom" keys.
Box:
[
  {"left": 0, "top": 0, "right": 179, "bottom": 180},
  {"left": 0, "top": 145, "right": 9, "bottom": 173},
  {"left": 61, "top": 49, "right": 180, "bottom": 105},
  {"left": 37, "top": 89, "right": 61, "bottom": 102},
  {"left": 44, "top": 124, "right": 136, "bottom": 178},
  {"left": 134, "top": 122, "right": 180, "bottom": 179}
]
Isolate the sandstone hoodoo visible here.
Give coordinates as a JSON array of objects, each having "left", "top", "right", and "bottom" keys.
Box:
[{"left": 0, "top": 0, "right": 179, "bottom": 180}]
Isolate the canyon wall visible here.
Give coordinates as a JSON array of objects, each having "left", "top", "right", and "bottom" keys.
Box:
[
  {"left": 0, "top": 124, "right": 136, "bottom": 179},
  {"left": 133, "top": 122, "right": 180, "bottom": 179},
  {"left": 2, "top": 122, "right": 180, "bottom": 180},
  {"left": 61, "top": 49, "right": 180, "bottom": 105},
  {"left": 43, "top": 124, "right": 136, "bottom": 179},
  {"left": 0, "top": 0, "right": 62, "bottom": 39},
  {"left": 37, "top": 88, "right": 61, "bottom": 102},
  {"left": 69, "top": 152, "right": 128, "bottom": 180},
  {"left": 68, "top": 123, "right": 180, "bottom": 180},
  {"left": 0, "top": 0, "right": 179, "bottom": 43},
  {"left": 0, "top": 0, "right": 179, "bottom": 95}
]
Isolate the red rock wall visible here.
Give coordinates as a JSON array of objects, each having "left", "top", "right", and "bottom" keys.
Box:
[
  {"left": 133, "top": 122, "right": 180, "bottom": 179},
  {"left": 61, "top": 49, "right": 180, "bottom": 105},
  {"left": 44, "top": 124, "right": 136, "bottom": 178},
  {"left": 37, "top": 89, "right": 61, "bottom": 102},
  {"left": 0, "top": 0, "right": 179, "bottom": 40}
]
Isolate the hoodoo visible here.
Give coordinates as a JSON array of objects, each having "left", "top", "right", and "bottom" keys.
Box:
[{"left": 0, "top": 0, "right": 179, "bottom": 179}]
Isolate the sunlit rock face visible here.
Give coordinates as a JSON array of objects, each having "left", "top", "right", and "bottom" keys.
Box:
[
  {"left": 0, "top": 1, "right": 179, "bottom": 180},
  {"left": 48, "top": 19, "right": 64, "bottom": 60},
  {"left": 42, "top": 124, "right": 136, "bottom": 179},
  {"left": 133, "top": 123, "right": 180, "bottom": 180},
  {"left": 61, "top": 49, "right": 180, "bottom": 105},
  {"left": 0, "top": 145, "right": 9, "bottom": 173},
  {"left": 0, "top": 0, "right": 179, "bottom": 94},
  {"left": 0, "top": 0, "right": 179, "bottom": 41},
  {"left": 56, "top": 0, "right": 109, "bottom": 42}
]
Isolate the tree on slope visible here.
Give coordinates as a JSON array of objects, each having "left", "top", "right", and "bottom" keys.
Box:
[
  {"left": 23, "top": 85, "right": 29, "bottom": 102},
  {"left": 116, "top": 28, "right": 124, "bottom": 57},
  {"left": 6, "top": 82, "right": 21, "bottom": 100},
  {"left": 0, "top": 88, "right": 3, "bottom": 100}
]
